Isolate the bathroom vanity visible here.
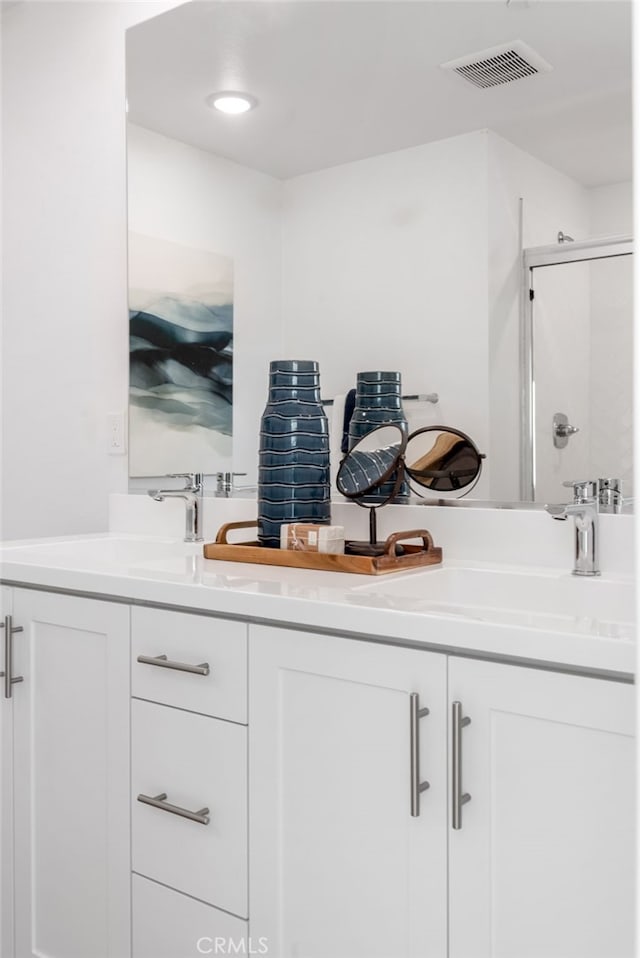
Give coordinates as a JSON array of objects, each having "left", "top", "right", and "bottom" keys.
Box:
[
  {"left": 1, "top": 3, "right": 635, "bottom": 958},
  {"left": 0, "top": 503, "right": 635, "bottom": 958}
]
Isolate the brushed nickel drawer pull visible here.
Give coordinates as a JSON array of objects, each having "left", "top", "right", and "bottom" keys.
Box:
[
  {"left": 409, "top": 692, "right": 430, "bottom": 817},
  {"left": 137, "top": 792, "right": 210, "bottom": 825},
  {"left": 2, "top": 615, "right": 24, "bottom": 699},
  {"left": 452, "top": 701, "right": 471, "bottom": 830},
  {"left": 137, "top": 653, "right": 210, "bottom": 676}
]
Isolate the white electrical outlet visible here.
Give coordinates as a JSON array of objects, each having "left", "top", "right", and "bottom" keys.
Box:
[{"left": 107, "top": 412, "right": 127, "bottom": 455}]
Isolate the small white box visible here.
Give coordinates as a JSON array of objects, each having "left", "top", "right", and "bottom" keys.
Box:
[{"left": 280, "top": 523, "right": 345, "bottom": 554}]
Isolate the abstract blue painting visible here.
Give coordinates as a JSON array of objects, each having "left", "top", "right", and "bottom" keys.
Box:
[{"left": 128, "top": 233, "right": 233, "bottom": 476}]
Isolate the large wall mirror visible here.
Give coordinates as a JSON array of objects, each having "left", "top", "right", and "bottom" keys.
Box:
[{"left": 125, "top": 1, "right": 632, "bottom": 507}]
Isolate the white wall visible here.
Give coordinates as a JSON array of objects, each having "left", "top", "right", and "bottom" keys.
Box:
[
  {"left": 487, "top": 132, "right": 590, "bottom": 501},
  {"left": 127, "top": 124, "right": 283, "bottom": 484},
  {"left": 281, "top": 131, "right": 491, "bottom": 496},
  {"left": 589, "top": 180, "right": 633, "bottom": 236},
  {"left": 1, "top": 1, "right": 184, "bottom": 540}
]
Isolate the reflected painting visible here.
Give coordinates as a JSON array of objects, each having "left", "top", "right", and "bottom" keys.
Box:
[{"left": 128, "top": 232, "right": 233, "bottom": 476}]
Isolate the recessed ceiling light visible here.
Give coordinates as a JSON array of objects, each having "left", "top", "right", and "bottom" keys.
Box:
[{"left": 206, "top": 91, "right": 257, "bottom": 115}]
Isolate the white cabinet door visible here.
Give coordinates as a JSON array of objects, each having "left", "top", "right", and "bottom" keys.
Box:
[
  {"left": 448, "top": 657, "right": 635, "bottom": 958},
  {"left": 0, "top": 587, "right": 14, "bottom": 958},
  {"left": 11, "top": 589, "right": 130, "bottom": 958},
  {"left": 249, "top": 625, "right": 447, "bottom": 958}
]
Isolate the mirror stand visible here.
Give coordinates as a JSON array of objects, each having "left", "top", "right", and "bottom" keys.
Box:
[
  {"left": 344, "top": 504, "right": 400, "bottom": 557},
  {"left": 336, "top": 424, "right": 408, "bottom": 557}
]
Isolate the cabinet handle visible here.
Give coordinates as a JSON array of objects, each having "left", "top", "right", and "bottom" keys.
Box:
[
  {"left": 137, "top": 792, "right": 210, "bottom": 825},
  {"left": 1, "top": 615, "right": 24, "bottom": 699},
  {"left": 452, "top": 701, "right": 471, "bottom": 830},
  {"left": 409, "top": 692, "right": 430, "bottom": 817},
  {"left": 137, "top": 654, "right": 210, "bottom": 676}
]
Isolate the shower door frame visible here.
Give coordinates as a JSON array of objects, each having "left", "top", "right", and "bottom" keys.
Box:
[{"left": 520, "top": 233, "right": 633, "bottom": 501}]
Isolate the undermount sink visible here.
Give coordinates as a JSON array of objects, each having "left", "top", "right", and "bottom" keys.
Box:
[
  {"left": 354, "top": 564, "right": 635, "bottom": 630},
  {"left": 0, "top": 535, "right": 202, "bottom": 567}
]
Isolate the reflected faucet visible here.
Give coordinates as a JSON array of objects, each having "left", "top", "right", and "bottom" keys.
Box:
[
  {"left": 598, "top": 477, "right": 623, "bottom": 514},
  {"left": 545, "top": 480, "right": 600, "bottom": 576},
  {"left": 148, "top": 473, "right": 204, "bottom": 542},
  {"left": 215, "top": 471, "right": 248, "bottom": 498}
]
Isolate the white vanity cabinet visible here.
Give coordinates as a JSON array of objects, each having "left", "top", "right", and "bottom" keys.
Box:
[
  {"left": 0, "top": 578, "right": 634, "bottom": 958},
  {"left": 7, "top": 588, "right": 131, "bottom": 958},
  {"left": 249, "top": 625, "right": 636, "bottom": 958},
  {"left": 448, "top": 657, "right": 636, "bottom": 958},
  {"left": 249, "top": 624, "right": 449, "bottom": 958}
]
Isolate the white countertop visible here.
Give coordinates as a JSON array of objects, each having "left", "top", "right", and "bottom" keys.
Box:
[{"left": 1, "top": 531, "right": 635, "bottom": 678}]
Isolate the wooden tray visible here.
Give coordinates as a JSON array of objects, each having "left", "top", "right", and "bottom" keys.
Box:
[{"left": 203, "top": 521, "right": 443, "bottom": 575}]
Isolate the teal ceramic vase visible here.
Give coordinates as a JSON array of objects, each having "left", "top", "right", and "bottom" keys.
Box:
[
  {"left": 348, "top": 371, "right": 409, "bottom": 502},
  {"left": 258, "top": 360, "right": 331, "bottom": 547}
]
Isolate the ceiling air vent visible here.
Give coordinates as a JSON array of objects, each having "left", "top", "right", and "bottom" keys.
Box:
[{"left": 441, "top": 41, "right": 552, "bottom": 90}]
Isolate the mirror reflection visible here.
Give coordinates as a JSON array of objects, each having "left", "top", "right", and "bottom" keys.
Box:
[
  {"left": 126, "top": 1, "right": 632, "bottom": 505},
  {"left": 405, "top": 427, "right": 484, "bottom": 496},
  {"left": 529, "top": 253, "right": 633, "bottom": 504},
  {"left": 336, "top": 425, "right": 407, "bottom": 501}
]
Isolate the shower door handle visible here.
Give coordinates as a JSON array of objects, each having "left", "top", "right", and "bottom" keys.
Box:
[{"left": 553, "top": 413, "right": 579, "bottom": 448}]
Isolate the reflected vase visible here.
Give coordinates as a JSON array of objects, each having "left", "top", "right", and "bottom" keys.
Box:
[
  {"left": 258, "top": 360, "right": 331, "bottom": 547},
  {"left": 348, "top": 370, "right": 409, "bottom": 503}
]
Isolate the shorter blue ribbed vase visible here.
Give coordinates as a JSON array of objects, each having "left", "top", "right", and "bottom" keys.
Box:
[
  {"left": 348, "top": 371, "right": 409, "bottom": 503},
  {"left": 258, "top": 360, "right": 331, "bottom": 547}
]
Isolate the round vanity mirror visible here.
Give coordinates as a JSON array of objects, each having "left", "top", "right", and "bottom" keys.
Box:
[
  {"left": 336, "top": 424, "right": 407, "bottom": 501},
  {"left": 405, "top": 426, "right": 484, "bottom": 497},
  {"left": 336, "top": 424, "right": 407, "bottom": 556}
]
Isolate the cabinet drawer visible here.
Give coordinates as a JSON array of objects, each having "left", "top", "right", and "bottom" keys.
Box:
[
  {"left": 132, "top": 606, "right": 247, "bottom": 723},
  {"left": 132, "top": 699, "right": 247, "bottom": 917},
  {"left": 132, "top": 874, "right": 249, "bottom": 958}
]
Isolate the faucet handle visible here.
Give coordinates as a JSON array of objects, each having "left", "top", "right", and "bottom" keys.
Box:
[
  {"left": 598, "top": 477, "right": 621, "bottom": 494},
  {"left": 215, "top": 472, "right": 248, "bottom": 496},
  {"left": 598, "top": 477, "right": 622, "bottom": 513},
  {"left": 562, "top": 479, "right": 597, "bottom": 502},
  {"left": 167, "top": 473, "right": 203, "bottom": 491}
]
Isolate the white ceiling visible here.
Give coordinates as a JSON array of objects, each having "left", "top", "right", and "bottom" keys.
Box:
[{"left": 126, "top": 0, "right": 632, "bottom": 186}]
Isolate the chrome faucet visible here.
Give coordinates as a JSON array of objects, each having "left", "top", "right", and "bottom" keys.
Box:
[
  {"left": 545, "top": 479, "right": 600, "bottom": 576},
  {"left": 215, "top": 471, "right": 247, "bottom": 498},
  {"left": 148, "top": 473, "right": 204, "bottom": 542}
]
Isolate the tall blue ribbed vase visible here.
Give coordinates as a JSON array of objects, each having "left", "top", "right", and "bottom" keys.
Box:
[
  {"left": 258, "top": 360, "right": 331, "bottom": 548},
  {"left": 348, "top": 370, "right": 409, "bottom": 503}
]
